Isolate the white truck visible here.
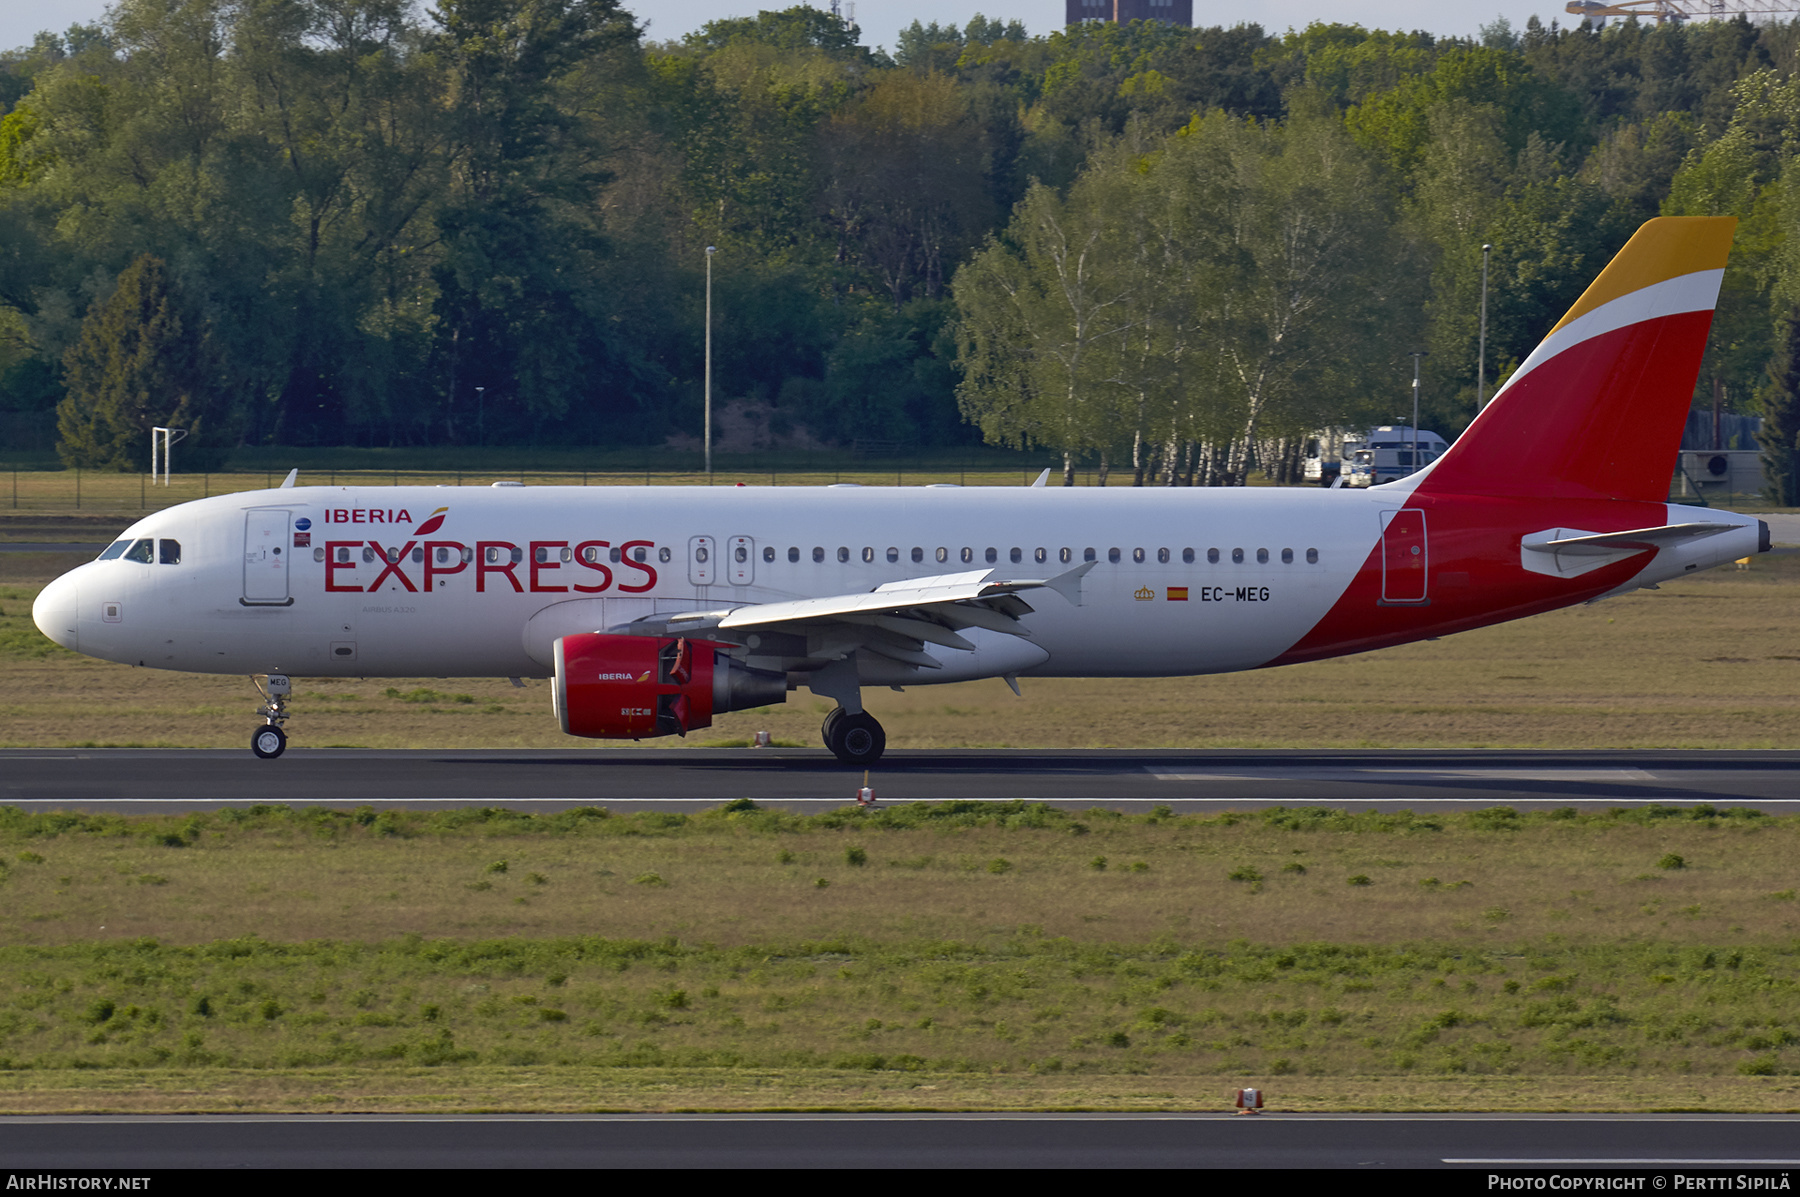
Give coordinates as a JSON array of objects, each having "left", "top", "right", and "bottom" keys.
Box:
[
  {"left": 1342, "top": 426, "right": 1449, "bottom": 488},
  {"left": 1302, "top": 428, "right": 1367, "bottom": 486}
]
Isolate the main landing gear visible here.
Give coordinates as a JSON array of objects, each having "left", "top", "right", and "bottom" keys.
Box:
[
  {"left": 251, "top": 674, "right": 291, "bottom": 759},
  {"left": 821, "top": 707, "right": 885, "bottom": 766}
]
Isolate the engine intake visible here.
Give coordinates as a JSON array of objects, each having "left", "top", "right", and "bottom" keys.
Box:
[{"left": 552, "top": 632, "right": 787, "bottom": 740}]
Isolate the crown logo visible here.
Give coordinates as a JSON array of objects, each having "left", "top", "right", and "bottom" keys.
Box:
[{"left": 1134, "top": 587, "right": 1154, "bottom": 601}]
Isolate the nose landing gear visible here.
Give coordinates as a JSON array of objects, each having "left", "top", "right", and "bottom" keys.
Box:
[
  {"left": 821, "top": 707, "right": 885, "bottom": 766},
  {"left": 251, "top": 674, "right": 291, "bottom": 759}
]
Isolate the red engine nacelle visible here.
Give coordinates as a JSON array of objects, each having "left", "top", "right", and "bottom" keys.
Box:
[{"left": 552, "top": 633, "right": 787, "bottom": 740}]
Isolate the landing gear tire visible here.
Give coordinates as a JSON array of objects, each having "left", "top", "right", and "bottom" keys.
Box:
[
  {"left": 825, "top": 710, "right": 885, "bottom": 766},
  {"left": 251, "top": 724, "right": 287, "bottom": 759}
]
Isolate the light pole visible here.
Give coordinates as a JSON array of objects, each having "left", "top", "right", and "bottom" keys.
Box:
[
  {"left": 475, "top": 386, "right": 485, "bottom": 447},
  {"left": 1409, "top": 350, "right": 1428, "bottom": 474},
  {"left": 1477, "top": 242, "right": 1492, "bottom": 411},
  {"left": 705, "top": 245, "right": 716, "bottom": 481}
]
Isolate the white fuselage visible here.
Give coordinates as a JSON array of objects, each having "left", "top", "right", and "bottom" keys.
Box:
[{"left": 32, "top": 481, "right": 1763, "bottom": 686}]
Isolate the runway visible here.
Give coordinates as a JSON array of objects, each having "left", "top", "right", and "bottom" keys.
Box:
[
  {"left": 3, "top": 747, "right": 1798, "bottom": 812},
  {"left": 5, "top": 1112, "right": 1800, "bottom": 1169}
]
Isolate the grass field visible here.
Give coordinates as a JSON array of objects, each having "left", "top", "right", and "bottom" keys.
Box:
[
  {"left": 3, "top": 492, "right": 1798, "bottom": 1113},
  {"left": 3, "top": 803, "right": 1800, "bottom": 1112}
]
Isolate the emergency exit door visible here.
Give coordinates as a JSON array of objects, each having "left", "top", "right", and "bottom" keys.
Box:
[
  {"left": 727, "top": 536, "right": 755, "bottom": 585},
  {"left": 1379, "top": 508, "right": 1428, "bottom": 605}
]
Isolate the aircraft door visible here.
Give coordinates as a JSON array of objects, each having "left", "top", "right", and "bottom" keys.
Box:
[
  {"left": 1379, "top": 509, "right": 1428, "bottom": 605},
  {"left": 689, "top": 536, "right": 716, "bottom": 587},
  {"left": 243, "top": 509, "right": 293, "bottom": 605},
  {"left": 728, "top": 536, "right": 755, "bottom": 586}
]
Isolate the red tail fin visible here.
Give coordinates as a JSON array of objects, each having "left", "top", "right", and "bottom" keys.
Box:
[{"left": 1421, "top": 217, "right": 1736, "bottom": 502}]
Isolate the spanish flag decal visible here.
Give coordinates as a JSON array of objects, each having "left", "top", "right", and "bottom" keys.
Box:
[{"left": 1167, "top": 587, "right": 1189, "bottom": 601}]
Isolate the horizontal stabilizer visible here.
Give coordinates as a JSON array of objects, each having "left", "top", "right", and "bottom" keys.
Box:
[
  {"left": 1522, "top": 522, "right": 1740, "bottom": 556},
  {"left": 1520, "top": 521, "right": 1742, "bottom": 580}
]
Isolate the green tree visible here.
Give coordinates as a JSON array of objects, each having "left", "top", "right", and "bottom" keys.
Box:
[
  {"left": 57, "top": 254, "right": 212, "bottom": 470},
  {"left": 818, "top": 71, "right": 996, "bottom": 308},
  {"left": 1663, "top": 70, "right": 1800, "bottom": 421},
  {"left": 430, "top": 0, "right": 649, "bottom": 443},
  {"left": 1758, "top": 305, "right": 1800, "bottom": 506},
  {"left": 953, "top": 174, "right": 1147, "bottom": 483},
  {"left": 1165, "top": 111, "right": 1406, "bottom": 483}
]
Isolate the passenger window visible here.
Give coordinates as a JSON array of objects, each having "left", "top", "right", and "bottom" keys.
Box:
[
  {"left": 1034, "top": 548, "right": 1047, "bottom": 564},
  {"left": 911, "top": 547, "right": 924, "bottom": 563},
  {"left": 337, "top": 547, "right": 351, "bottom": 564},
  {"left": 789, "top": 547, "right": 800, "bottom": 563},
  {"left": 659, "top": 547, "right": 672, "bottom": 563},
  {"left": 696, "top": 546, "right": 709, "bottom": 563},
  {"left": 1157, "top": 548, "right": 1170, "bottom": 564},
  {"left": 838, "top": 547, "right": 850, "bottom": 563},
  {"left": 985, "top": 548, "right": 997, "bottom": 564},
  {"left": 935, "top": 547, "right": 948, "bottom": 563},
  {"left": 1281, "top": 548, "right": 1293, "bottom": 564},
  {"left": 609, "top": 547, "right": 622, "bottom": 564},
  {"left": 1207, "top": 548, "right": 1219, "bottom": 564},
  {"left": 813, "top": 547, "right": 825, "bottom": 563},
  {"left": 565, "top": 547, "right": 576, "bottom": 563},
  {"left": 863, "top": 547, "right": 875, "bottom": 563},
  {"left": 887, "top": 547, "right": 899, "bottom": 563},
  {"left": 763, "top": 546, "right": 776, "bottom": 563},
  {"left": 411, "top": 547, "right": 423, "bottom": 564},
  {"left": 632, "top": 547, "right": 646, "bottom": 563},
  {"left": 735, "top": 545, "right": 748, "bottom": 563},
  {"left": 960, "top": 547, "right": 973, "bottom": 564},
  {"left": 1086, "top": 548, "right": 1099, "bottom": 563},
  {"left": 159, "top": 539, "right": 181, "bottom": 564},
  {"left": 1182, "top": 548, "right": 1195, "bottom": 564},
  {"left": 1232, "top": 548, "right": 1245, "bottom": 564},
  {"left": 1107, "top": 548, "right": 1120, "bottom": 564},
  {"left": 1010, "top": 548, "right": 1022, "bottom": 564},
  {"left": 124, "top": 539, "right": 154, "bottom": 563},
  {"left": 582, "top": 546, "right": 599, "bottom": 563},
  {"left": 1256, "top": 548, "right": 1269, "bottom": 564},
  {"left": 1059, "top": 548, "right": 1072, "bottom": 564},
  {"left": 535, "top": 546, "right": 550, "bottom": 563},
  {"left": 313, "top": 547, "right": 325, "bottom": 562},
  {"left": 364, "top": 546, "right": 378, "bottom": 564},
  {"left": 1306, "top": 548, "right": 1319, "bottom": 564},
  {"left": 98, "top": 540, "right": 130, "bottom": 561},
  {"left": 1133, "top": 548, "right": 1146, "bottom": 564}
]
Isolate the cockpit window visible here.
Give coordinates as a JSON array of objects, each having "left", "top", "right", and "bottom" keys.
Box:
[
  {"left": 123, "top": 539, "right": 154, "bottom": 563},
  {"left": 158, "top": 539, "right": 181, "bottom": 565},
  {"left": 98, "top": 540, "right": 131, "bottom": 561}
]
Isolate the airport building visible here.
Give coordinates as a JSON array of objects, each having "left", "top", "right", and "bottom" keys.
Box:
[{"left": 1066, "top": 0, "right": 1194, "bottom": 26}]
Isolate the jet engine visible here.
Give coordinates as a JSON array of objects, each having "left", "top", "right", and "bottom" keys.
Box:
[{"left": 552, "top": 633, "right": 787, "bottom": 739}]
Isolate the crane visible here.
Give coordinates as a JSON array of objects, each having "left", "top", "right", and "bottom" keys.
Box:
[{"left": 1566, "top": 0, "right": 1800, "bottom": 24}]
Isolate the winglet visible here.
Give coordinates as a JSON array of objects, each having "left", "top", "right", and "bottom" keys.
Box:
[
  {"left": 1044, "top": 560, "right": 1095, "bottom": 607},
  {"left": 279, "top": 469, "right": 298, "bottom": 489},
  {"left": 1030, "top": 468, "right": 1050, "bottom": 488}
]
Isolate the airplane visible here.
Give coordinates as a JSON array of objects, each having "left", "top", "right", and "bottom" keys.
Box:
[{"left": 32, "top": 216, "right": 1771, "bottom": 766}]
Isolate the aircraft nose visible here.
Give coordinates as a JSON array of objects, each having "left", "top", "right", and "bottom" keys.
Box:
[{"left": 32, "top": 571, "right": 79, "bottom": 652}]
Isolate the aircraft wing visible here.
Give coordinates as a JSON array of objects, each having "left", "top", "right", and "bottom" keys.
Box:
[{"left": 620, "top": 562, "right": 1094, "bottom": 671}]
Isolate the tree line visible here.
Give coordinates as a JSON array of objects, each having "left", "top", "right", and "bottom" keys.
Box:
[{"left": 0, "top": 4, "right": 1797, "bottom": 496}]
